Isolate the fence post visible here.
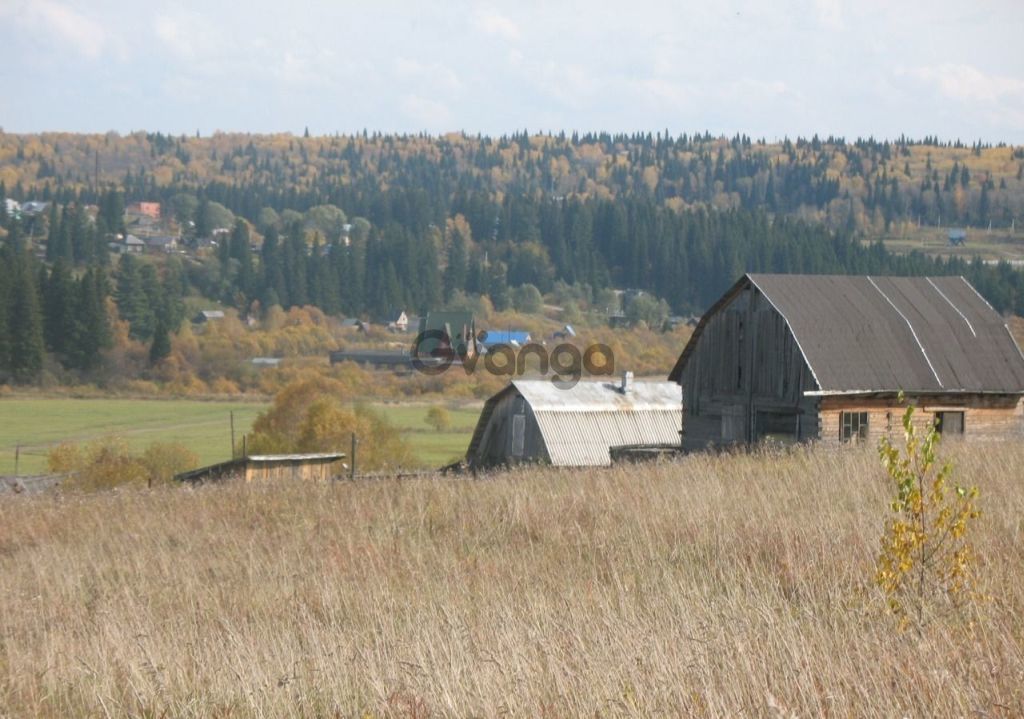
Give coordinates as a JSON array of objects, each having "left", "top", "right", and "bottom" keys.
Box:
[
  {"left": 350, "top": 433, "right": 357, "bottom": 480},
  {"left": 14, "top": 444, "right": 20, "bottom": 476},
  {"left": 230, "top": 411, "right": 236, "bottom": 458}
]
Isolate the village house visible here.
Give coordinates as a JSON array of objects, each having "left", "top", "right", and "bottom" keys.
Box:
[
  {"left": 466, "top": 375, "right": 682, "bottom": 469},
  {"left": 385, "top": 310, "right": 409, "bottom": 332},
  {"left": 126, "top": 202, "right": 161, "bottom": 220},
  {"left": 110, "top": 234, "right": 146, "bottom": 254},
  {"left": 478, "top": 329, "right": 532, "bottom": 351},
  {"left": 669, "top": 273, "right": 1024, "bottom": 450},
  {"left": 144, "top": 235, "right": 179, "bottom": 253},
  {"left": 20, "top": 201, "right": 50, "bottom": 216},
  {"left": 193, "top": 310, "right": 225, "bottom": 324}
]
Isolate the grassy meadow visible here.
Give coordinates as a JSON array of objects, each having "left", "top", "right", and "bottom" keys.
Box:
[
  {"left": 2, "top": 442, "right": 1023, "bottom": 716},
  {"left": 0, "top": 398, "right": 479, "bottom": 475},
  {"left": 871, "top": 226, "right": 1024, "bottom": 264}
]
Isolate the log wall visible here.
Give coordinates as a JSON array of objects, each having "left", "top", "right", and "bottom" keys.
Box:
[{"left": 816, "top": 395, "right": 1024, "bottom": 445}]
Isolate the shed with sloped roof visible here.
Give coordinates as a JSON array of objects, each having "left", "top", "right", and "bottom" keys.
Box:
[
  {"left": 466, "top": 376, "right": 682, "bottom": 469},
  {"left": 669, "top": 274, "right": 1024, "bottom": 449}
]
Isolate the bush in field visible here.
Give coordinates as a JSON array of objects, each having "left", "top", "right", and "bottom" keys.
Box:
[
  {"left": 876, "top": 402, "right": 982, "bottom": 630},
  {"left": 47, "top": 438, "right": 198, "bottom": 490},
  {"left": 425, "top": 406, "right": 452, "bottom": 432},
  {"left": 247, "top": 375, "right": 412, "bottom": 470},
  {"left": 139, "top": 442, "right": 200, "bottom": 486}
]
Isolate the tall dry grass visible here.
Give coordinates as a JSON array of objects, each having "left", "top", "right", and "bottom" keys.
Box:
[{"left": 1, "top": 443, "right": 1023, "bottom": 716}]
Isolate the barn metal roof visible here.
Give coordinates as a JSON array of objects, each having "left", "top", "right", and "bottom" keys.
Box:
[
  {"left": 467, "top": 378, "right": 682, "bottom": 467},
  {"left": 668, "top": 274, "right": 1024, "bottom": 394}
]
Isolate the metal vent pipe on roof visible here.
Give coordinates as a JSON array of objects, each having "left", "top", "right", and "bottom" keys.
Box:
[{"left": 620, "top": 371, "right": 633, "bottom": 393}]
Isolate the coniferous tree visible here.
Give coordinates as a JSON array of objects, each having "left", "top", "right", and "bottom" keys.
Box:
[
  {"left": 259, "top": 225, "right": 288, "bottom": 308},
  {"left": 42, "top": 258, "right": 76, "bottom": 358},
  {"left": 443, "top": 231, "right": 467, "bottom": 302},
  {"left": 115, "top": 254, "right": 155, "bottom": 341},
  {"left": 5, "top": 223, "right": 45, "bottom": 382},
  {"left": 149, "top": 316, "right": 171, "bottom": 364},
  {"left": 66, "top": 267, "right": 112, "bottom": 372},
  {"left": 0, "top": 245, "right": 10, "bottom": 372}
]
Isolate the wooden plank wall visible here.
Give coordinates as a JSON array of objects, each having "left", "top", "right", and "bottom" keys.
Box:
[
  {"left": 682, "top": 284, "right": 819, "bottom": 450},
  {"left": 817, "top": 395, "right": 1024, "bottom": 445},
  {"left": 244, "top": 460, "right": 341, "bottom": 482}
]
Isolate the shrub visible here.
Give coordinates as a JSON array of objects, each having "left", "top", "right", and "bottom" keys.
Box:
[
  {"left": 48, "top": 438, "right": 199, "bottom": 491},
  {"left": 425, "top": 406, "right": 452, "bottom": 432},
  {"left": 247, "top": 376, "right": 413, "bottom": 471},
  {"left": 876, "top": 402, "right": 982, "bottom": 630}
]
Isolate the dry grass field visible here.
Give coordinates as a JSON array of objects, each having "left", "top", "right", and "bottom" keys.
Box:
[{"left": 1, "top": 443, "right": 1023, "bottom": 716}]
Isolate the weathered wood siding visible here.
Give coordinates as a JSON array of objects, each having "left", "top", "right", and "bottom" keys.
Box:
[
  {"left": 243, "top": 459, "right": 341, "bottom": 482},
  {"left": 471, "top": 392, "right": 548, "bottom": 467},
  {"left": 817, "top": 395, "right": 1024, "bottom": 445},
  {"left": 681, "top": 285, "right": 819, "bottom": 451}
]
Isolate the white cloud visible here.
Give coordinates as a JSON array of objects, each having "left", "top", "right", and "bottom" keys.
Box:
[
  {"left": 393, "top": 58, "right": 462, "bottom": 93},
  {"left": 638, "top": 78, "right": 693, "bottom": 111},
  {"left": 903, "top": 63, "right": 1024, "bottom": 105},
  {"left": 400, "top": 94, "right": 454, "bottom": 130},
  {"left": 153, "top": 10, "right": 227, "bottom": 64},
  {"left": 474, "top": 8, "right": 520, "bottom": 41},
  {"left": 17, "top": 0, "right": 107, "bottom": 59},
  {"left": 812, "top": 0, "right": 843, "bottom": 29}
]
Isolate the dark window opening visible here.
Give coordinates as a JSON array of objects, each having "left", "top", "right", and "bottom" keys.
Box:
[
  {"left": 840, "top": 411, "right": 869, "bottom": 443},
  {"left": 935, "top": 411, "right": 964, "bottom": 435}
]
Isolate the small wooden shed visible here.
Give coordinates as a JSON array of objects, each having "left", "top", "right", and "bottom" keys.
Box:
[
  {"left": 669, "top": 274, "right": 1024, "bottom": 450},
  {"left": 466, "top": 376, "right": 682, "bottom": 469},
  {"left": 175, "top": 453, "right": 345, "bottom": 484}
]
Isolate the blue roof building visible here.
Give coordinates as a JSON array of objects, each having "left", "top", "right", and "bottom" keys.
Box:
[{"left": 479, "top": 330, "right": 532, "bottom": 350}]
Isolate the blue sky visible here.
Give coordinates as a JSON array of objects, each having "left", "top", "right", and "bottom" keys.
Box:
[{"left": 1, "top": 0, "right": 1023, "bottom": 142}]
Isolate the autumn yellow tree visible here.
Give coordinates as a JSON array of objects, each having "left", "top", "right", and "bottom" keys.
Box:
[{"left": 247, "top": 374, "right": 412, "bottom": 470}]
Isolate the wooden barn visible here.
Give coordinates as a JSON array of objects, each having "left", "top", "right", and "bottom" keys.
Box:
[
  {"left": 175, "top": 453, "right": 345, "bottom": 484},
  {"left": 466, "top": 375, "right": 682, "bottom": 469},
  {"left": 669, "top": 274, "right": 1024, "bottom": 450}
]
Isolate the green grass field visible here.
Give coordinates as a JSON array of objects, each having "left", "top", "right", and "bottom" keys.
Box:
[
  {"left": 867, "top": 227, "right": 1024, "bottom": 263},
  {"left": 0, "top": 399, "right": 479, "bottom": 475}
]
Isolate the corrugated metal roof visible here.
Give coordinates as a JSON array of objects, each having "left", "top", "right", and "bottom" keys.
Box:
[
  {"left": 467, "top": 379, "right": 682, "bottom": 467},
  {"left": 513, "top": 378, "right": 681, "bottom": 412},
  {"left": 669, "top": 274, "right": 1024, "bottom": 394},
  {"left": 246, "top": 453, "right": 345, "bottom": 462}
]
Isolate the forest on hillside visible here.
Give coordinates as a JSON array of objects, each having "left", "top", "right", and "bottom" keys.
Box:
[{"left": 2, "top": 130, "right": 1024, "bottom": 386}]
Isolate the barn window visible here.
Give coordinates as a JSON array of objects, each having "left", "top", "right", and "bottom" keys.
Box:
[
  {"left": 840, "top": 411, "right": 869, "bottom": 442},
  {"left": 934, "top": 411, "right": 964, "bottom": 435}
]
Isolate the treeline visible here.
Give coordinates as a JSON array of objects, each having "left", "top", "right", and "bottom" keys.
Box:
[
  {"left": 3, "top": 204, "right": 1024, "bottom": 386},
  {"left": 0, "top": 220, "right": 186, "bottom": 384},
  {"left": 3, "top": 131, "right": 1023, "bottom": 233},
  {"left": 179, "top": 197, "right": 1024, "bottom": 320}
]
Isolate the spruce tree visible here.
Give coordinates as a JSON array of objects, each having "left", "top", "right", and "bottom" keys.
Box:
[
  {"left": 115, "top": 254, "right": 155, "bottom": 341},
  {"left": 443, "top": 231, "right": 467, "bottom": 302},
  {"left": 42, "top": 258, "right": 76, "bottom": 358},
  {"left": 149, "top": 316, "right": 171, "bottom": 364},
  {"left": 6, "top": 223, "right": 45, "bottom": 383},
  {"left": 67, "top": 267, "right": 112, "bottom": 372}
]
